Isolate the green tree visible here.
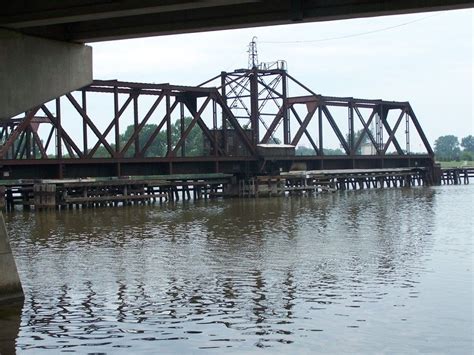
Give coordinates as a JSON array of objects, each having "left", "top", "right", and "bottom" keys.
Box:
[
  {"left": 113, "top": 117, "right": 203, "bottom": 158},
  {"left": 461, "top": 135, "right": 474, "bottom": 153},
  {"left": 296, "top": 146, "right": 316, "bottom": 156},
  {"left": 171, "top": 117, "right": 203, "bottom": 156},
  {"left": 295, "top": 146, "right": 345, "bottom": 156},
  {"left": 460, "top": 150, "right": 474, "bottom": 161},
  {"left": 434, "top": 135, "right": 460, "bottom": 161},
  {"left": 93, "top": 143, "right": 116, "bottom": 158},
  {"left": 324, "top": 148, "right": 344, "bottom": 155},
  {"left": 120, "top": 123, "right": 168, "bottom": 157}
]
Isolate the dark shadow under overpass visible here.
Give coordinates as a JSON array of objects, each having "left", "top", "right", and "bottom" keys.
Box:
[{"left": 1, "top": 0, "right": 472, "bottom": 42}]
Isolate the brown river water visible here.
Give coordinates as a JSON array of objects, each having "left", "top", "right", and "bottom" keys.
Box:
[{"left": 0, "top": 185, "right": 473, "bottom": 354}]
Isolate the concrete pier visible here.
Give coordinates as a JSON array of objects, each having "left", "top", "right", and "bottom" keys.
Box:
[
  {"left": 0, "top": 213, "right": 23, "bottom": 304},
  {"left": 0, "top": 28, "right": 92, "bottom": 119}
]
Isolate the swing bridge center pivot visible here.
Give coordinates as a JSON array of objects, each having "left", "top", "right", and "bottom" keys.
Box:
[{"left": 0, "top": 67, "right": 437, "bottom": 182}]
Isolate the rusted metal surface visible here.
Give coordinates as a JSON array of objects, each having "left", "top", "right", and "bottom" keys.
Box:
[{"left": 0, "top": 67, "right": 435, "bottom": 180}]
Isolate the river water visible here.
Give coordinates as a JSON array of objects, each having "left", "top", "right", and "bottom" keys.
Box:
[{"left": 1, "top": 185, "right": 473, "bottom": 354}]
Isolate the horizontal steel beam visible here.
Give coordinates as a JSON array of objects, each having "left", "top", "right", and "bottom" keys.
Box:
[
  {"left": 0, "top": 155, "right": 434, "bottom": 179},
  {"left": 287, "top": 95, "right": 409, "bottom": 108}
]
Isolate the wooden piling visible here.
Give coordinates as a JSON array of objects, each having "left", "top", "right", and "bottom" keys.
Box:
[{"left": 33, "top": 184, "right": 56, "bottom": 210}]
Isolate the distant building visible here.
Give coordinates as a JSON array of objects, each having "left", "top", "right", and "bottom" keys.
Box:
[{"left": 361, "top": 142, "right": 377, "bottom": 155}]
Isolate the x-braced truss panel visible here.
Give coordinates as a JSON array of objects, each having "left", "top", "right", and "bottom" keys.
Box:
[
  {"left": 261, "top": 95, "right": 433, "bottom": 157},
  {"left": 0, "top": 81, "right": 257, "bottom": 161}
]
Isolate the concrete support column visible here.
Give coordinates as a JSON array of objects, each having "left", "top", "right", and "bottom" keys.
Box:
[
  {"left": 0, "top": 213, "right": 23, "bottom": 303},
  {"left": 0, "top": 29, "right": 92, "bottom": 118}
]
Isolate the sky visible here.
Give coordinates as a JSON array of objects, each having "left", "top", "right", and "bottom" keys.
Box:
[{"left": 89, "top": 8, "right": 472, "bottom": 149}]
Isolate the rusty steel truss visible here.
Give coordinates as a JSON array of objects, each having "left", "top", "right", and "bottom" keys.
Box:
[{"left": 0, "top": 67, "right": 434, "bottom": 179}]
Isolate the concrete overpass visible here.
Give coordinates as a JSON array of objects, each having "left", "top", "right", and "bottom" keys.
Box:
[
  {"left": 2, "top": 0, "right": 472, "bottom": 43},
  {"left": 1, "top": 0, "right": 472, "bottom": 119}
]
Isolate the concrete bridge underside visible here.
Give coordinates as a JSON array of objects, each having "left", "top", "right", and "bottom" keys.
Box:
[{"left": 2, "top": 0, "right": 472, "bottom": 42}]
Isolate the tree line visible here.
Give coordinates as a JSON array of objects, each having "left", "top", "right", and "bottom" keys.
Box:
[
  {"left": 434, "top": 135, "right": 474, "bottom": 161},
  {"left": 93, "top": 117, "right": 203, "bottom": 158}
]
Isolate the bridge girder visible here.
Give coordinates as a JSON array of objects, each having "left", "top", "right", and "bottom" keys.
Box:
[{"left": 1, "top": 0, "right": 472, "bottom": 42}]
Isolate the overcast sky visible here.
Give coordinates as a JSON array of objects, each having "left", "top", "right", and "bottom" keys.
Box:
[{"left": 90, "top": 8, "right": 472, "bottom": 148}]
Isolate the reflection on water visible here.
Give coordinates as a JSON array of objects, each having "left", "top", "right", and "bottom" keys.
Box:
[
  {"left": 0, "top": 302, "right": 22, "bottom": 355},
  {"left": 3, "top": 186, "right": 474, "bottom": 353}
]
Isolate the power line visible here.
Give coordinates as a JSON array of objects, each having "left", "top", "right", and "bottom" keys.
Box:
[{"left": 260, "top": 13, "right": 441, "bottom": 44}]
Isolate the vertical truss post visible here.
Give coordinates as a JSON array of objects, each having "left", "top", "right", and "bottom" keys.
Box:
[
  {"left": 133, "top": 93, "right": 139, "bottom": 157},
  {"left": 405, "top": 111, "right": 410, "bottom": 154},
  {"left": 221, "top": 72, "right": 227, "bottom": 155},
  {"left": 82, "top": 90, "right": 88, "bottom": 155},
  {"left": 250, "top": 69, "right": 259, "bottom": 145},
  {"left": 318, "top": 105, "right": 323, "bottom": 155},
  {"left": 348, "top": 101, "right": 354, "bottom": 155},
  {"left": 114, "top": 86, "right": 120, "bottom": 153},
  {"left": 166, "top": 92, "right": 172, "bottom": 156},
  {"left": 180, "top": 101, "right": 185, "bottom": 157},
  {"left": 56, "top": 98, "right": 62, "bottom": 159},
  {"left": 212, "top": 100, "right": 218, "bottom": 157},
  {"left": 376, "top": 105, "right": 384, "bottom": 152},
  {"left": 282, "top": 71, "right": 290, "bottom": 145}
]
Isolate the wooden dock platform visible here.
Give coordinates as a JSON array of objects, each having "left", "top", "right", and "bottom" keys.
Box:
[
  {"left": 238, "top": 167, "right": 471, "bottom": 197},
  {"left": 440, "top": 167, "right": 473, "bottom": 185},
  {"left": 0, "top": 167, "right": 471, "bottom": 210},
  {"left": 0, "top": 173, "right": 233, "bottom": 211}
]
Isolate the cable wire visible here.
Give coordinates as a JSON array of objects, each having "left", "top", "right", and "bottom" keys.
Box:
[{"left": 260, "top": 13, "right": 441, "bottom": 44}]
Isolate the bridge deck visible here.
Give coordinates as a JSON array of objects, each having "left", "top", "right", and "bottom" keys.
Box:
[{"left": 2, "top": 1, "right": 472, "bottom": 42}]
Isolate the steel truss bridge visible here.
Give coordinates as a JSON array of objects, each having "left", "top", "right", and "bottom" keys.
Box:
[{"left": 0, "top": 66, "right": 434, "bottom": 180}]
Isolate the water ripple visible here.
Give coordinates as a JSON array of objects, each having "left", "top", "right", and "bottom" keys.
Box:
[{"left": 2, "top": 186, "right": 472, "bottom": 353}]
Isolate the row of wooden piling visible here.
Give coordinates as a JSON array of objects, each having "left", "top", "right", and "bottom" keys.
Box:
[
  {"left": 441, "top": 168, "right": 472, "bottom": 185},
  {"left": 238, "top": 167, "right": 472, "bottom": 198},
  {"left": 239, "top": 171, "right": 428, "bottom": 197},
  {"left": 0, "top": 168, "right": 471, "bottom": 210}
]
